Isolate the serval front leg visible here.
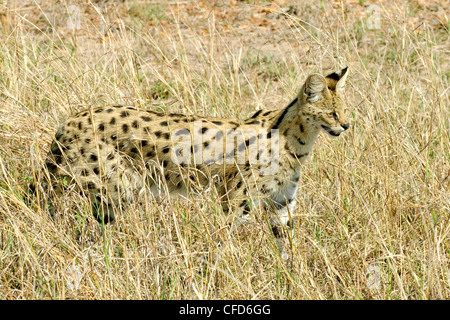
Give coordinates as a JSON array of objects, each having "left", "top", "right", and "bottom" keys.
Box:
[
  {"left": 228, "top": 186, "right": 295, "bottom": 261},
  {"left": 270, "top": 200, "right": 296, "bottom": 262}
]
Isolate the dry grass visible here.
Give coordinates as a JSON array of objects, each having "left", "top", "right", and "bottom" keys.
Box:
[{"left": 0, "top": 0, "right": 449, "bottom": 299}]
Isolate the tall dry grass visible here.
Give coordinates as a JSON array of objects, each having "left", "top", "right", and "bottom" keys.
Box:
[{"left": 0, "top": 0, "right": 449, "bottom": 299}]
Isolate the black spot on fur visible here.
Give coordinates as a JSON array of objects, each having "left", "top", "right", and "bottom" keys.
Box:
[
  {"left": 247, "top": 136, "right": 256, "bottom": 146},
  {"left": 55, "top": 131, "right": 63, "bottom": 141},
  {"left": 45, "top": 162, "right": 57, "bottom": 172},
  {"left": 122, "top": 124, "right": 129, "bottom": 133},
  {"left": 51, "top": 143, "right": 63, "bottom": 156},
  {"left": 240, "top": 200, "right": 251, "bottom": 214},
  {"left": 249, "top": 109, "right": 263, "bottom": 119},
  {"left": 120, "top": 111, "right": 129, "bottom": 118},
  {"left": 141, "top": 116, "right": 151, "bottom": 122},
  {"left": 132, "top": 120, "right": 140, "bottom": 129},
  {"left": 162, "top": 146, "right": 170, "bottom": 154},
  {"left": 271, "top": 226, "right": 282, "bottom": 238},
  {"left": 256, "top": 150, "right": 262, "bottom": 161},
  {"left": 110, "top": 117, "right": 116, "bottom": 125}
]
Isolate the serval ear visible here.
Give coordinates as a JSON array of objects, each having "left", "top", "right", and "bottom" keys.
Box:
[
  {"left": 304, "top": 74, "right": 326, "bottom": 103},
  {"left": 326, "top": 67, "right": 348, "bottom": 92}
]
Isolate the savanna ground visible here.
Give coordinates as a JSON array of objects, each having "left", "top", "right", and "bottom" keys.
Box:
[{"left": 0, "top": 0, "right": 449, "bottom": 299}]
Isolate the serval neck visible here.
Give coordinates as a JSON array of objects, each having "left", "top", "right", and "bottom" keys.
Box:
[{"left": 271, "top": 98, "right": 320, "bottom": 160}]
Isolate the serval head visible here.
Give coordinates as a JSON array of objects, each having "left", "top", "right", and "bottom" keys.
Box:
[{"left": 299, "top": 67, "right": 350, "bottom": 137}]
